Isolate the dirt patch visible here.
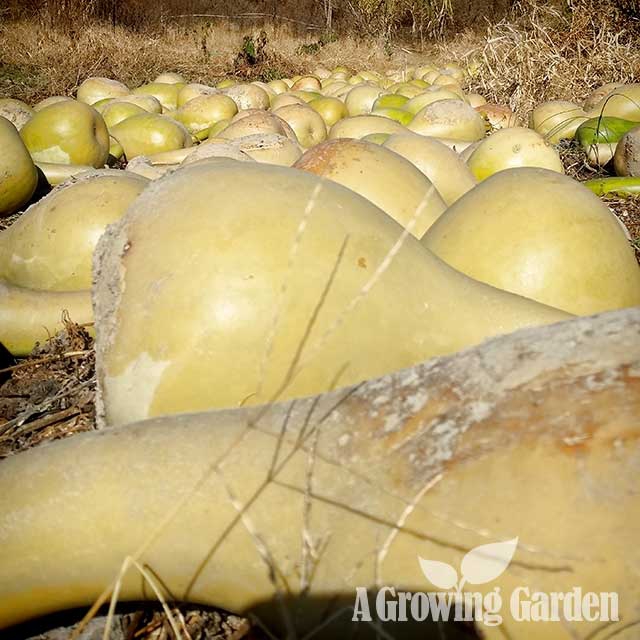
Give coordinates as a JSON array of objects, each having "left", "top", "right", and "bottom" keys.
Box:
[
  {"left": 0, "top": 316, "right": 96, "bottom": 459},
  {"left": 14, "top": 606, "right": 255, "bottom": 640},
  {"left": 557, "top": 139, "right": 607, "bottom": 182}
]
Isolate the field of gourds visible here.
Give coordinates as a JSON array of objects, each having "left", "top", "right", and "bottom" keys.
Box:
[{"left": 0, "top": 62, "right": 639, "bottom": 640}]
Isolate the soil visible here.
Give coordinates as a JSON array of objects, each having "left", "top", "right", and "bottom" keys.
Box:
[
  {"left": 8, "top": 605, "right": 256, "bottom": 640},
  {"left": 0, "top": 316, "right": 95, "bottom": 459}
]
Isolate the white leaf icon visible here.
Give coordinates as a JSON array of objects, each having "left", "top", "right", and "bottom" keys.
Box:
[
  {"left": 460, "top": 537, "right": 519, "bottom": 585},
  {"left": 418, "top": 557, "right": 458, "bottom": 590}
]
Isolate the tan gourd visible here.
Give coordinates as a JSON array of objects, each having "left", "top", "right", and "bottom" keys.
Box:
[
  {"left": 294, "top": 138, "right": 447, "bottom": 236},
  {"left": 466, "top": 127, "right": 564, "bottom": 181},
  {"left": 110, "top": 114, "right": 192, "bottom": 160},
  {"left": 77, "top": 77, "right": 130, "bottom": 105},
  {"left": 408, "top": 99, "right": 486, "bottom": 141},
  {"left": 382, "top": 133, "right": 477, "bottom": 205},
  {"left": 0, "top": 171, "right": 148, "bottom": 354},
  {"left": 529, "top": 100, "right": 588, "bottom": 143},
  {"left": 93, "top": 160, "right": 568, "bottom": 426},
  {"left": 328, "top": 115, "right": 406, "bottom": 139},
  {"left": 422, "top": 167, "right": 640, "bottom": 315}
]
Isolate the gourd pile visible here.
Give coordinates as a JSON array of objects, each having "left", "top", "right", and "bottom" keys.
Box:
[{"left": 0, "top": 63, "right": 639, "bottom": 640}]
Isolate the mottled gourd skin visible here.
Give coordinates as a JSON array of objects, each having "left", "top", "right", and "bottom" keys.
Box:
[
  {"left": 20, "top": 101, "right": 110, "bottom": 167},
  {"left": 0, "top": 98, "right": 34, "bottom": 130},
  {"left": 294, "top": 138, "right": 447, "bottom": 237},
  {"left": 218, "top": 110, "right": 297, "bottom": 142},
  {"left": 422, "top": 167, "right": 640, "bottom": 315},
  {"left": 613, "top": 126, "right": 640, "bottom": 177},
  {"left": 403, "top": 88, "right": 460, "bottom": 114},
  {"left": 223, "top": 83, "right": 271, "bottom": 111},
  {"left": 466, "top": 127, "right": 564, "bottom": 181},
  {"left": 176, "top": 83, "right": 218, "bottom": 108},
  {"left": 407, "top": 99, "right": 486, "bottom": 141},
  {"left": 229, "top": 134, "right": 302, "bottom": 166},
  {"left": 175, "top": 94, "right": 238, "bottom": 135},
  {"left": 0, "top": 116, "right": 38, "bottom": 217}
]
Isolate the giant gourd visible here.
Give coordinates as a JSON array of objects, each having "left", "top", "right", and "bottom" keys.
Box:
[
  {"left": 93, "top": 160, "right": 569, "bottom": 426},
  {"left": 0, "top": 308, "right": 637, "bottom": 640}
]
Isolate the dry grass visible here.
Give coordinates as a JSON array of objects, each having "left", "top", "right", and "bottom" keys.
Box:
[
  {"left": 435, "top": 0, "right": 640, "bottom": 118},
  {"left": 0, "top": 19, "right": 413, "bottom": 104},
  {"left": 4, "top": 0, "right": 461, "bottom": 41},
  {"left": 3, "top": 0, "right": 639, "bottom": 115},
  {"left": 13, "top": 605, "right": 254, "bottom": 640}
]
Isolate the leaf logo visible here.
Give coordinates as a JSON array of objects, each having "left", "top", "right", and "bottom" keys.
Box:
[
  {"left": 461, "top": 537, "right": 518, "bottom": 584},
  {"left": 419, "top": 537, "right": 518, "bottom": 593},
  {"left": 418, "top": 558, "right": 458, "bottom": 590}
]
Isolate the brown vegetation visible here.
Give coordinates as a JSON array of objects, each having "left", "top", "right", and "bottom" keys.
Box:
[
  {"left": 0, "top": 0, "right": 638, "bottom": 117},
  {"left": 0, "top": 316, "right": 95, "bottom": 460},
  {"left": 3, "top": 0, "right": 512, "bottom": 39},
  {"left": 446, "top": 0, "right": 640, "bottom": 116}
]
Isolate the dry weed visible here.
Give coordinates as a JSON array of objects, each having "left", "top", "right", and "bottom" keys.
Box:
[
  {"left": 436, "top": 0, "right": 640, "bottom": 118},
  {"left": 0, "top": 20, "right": 404, "bottom": 104},
  {"left": 15, "top": 605, "right": 252, "bottom": 640},
  {"left": 0, "top": 316, "right": 95, "bottom": 458}
]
